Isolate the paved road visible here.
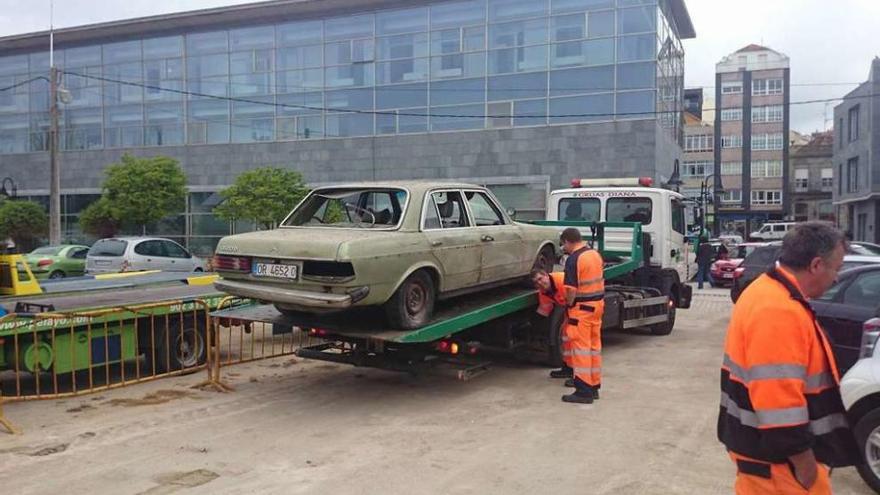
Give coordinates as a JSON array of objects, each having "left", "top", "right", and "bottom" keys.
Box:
[{"left": 0, "top": 290, "right": 871, "bottom": 494}]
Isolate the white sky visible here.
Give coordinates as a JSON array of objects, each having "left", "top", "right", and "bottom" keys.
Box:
[{"left": 1, "top": 0, "right": 878, "bottom": 134}]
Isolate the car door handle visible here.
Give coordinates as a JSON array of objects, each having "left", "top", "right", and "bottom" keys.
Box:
[
  {"left": 431, "top": 240, "right": 443, "bottom": 247},
  {"left": 481, "top": 235, "right": 494, "bottom": 242}
]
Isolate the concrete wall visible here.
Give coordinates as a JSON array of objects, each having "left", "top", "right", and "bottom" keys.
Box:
[{"left": 2, "top": 119, "right": 675, "bottom": 195}]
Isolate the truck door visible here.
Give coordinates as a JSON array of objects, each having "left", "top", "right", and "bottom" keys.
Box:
[{"left": 669, "top": 197, "right": 688, "bottom": 282}]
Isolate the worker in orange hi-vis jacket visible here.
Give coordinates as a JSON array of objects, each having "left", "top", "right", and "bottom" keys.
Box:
[
  {"left": 531, "top": 269, "right": 571, "bottom": 378},
  {"left": 718, "top": 222, "right": 860, "bottom": 494},
  {"left": 559, "top": 227, "right": 604, "bottom": 405}
]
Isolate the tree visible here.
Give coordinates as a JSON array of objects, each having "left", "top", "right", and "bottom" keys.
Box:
[
  {"left": 0, "top": 201, "right": 48, "bottom": 252},
  {"left": 103, "top": 154, "right": 187, "bottom": 233},
  {"left": 79, "top": 197, "right": 121, "bottom": 239},
  {"left": 214, "top": 167, "right": 309, "bottom": 230}
]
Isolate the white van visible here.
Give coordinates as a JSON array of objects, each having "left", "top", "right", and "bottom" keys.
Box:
[{"left": 749, "top": 222, "right": 796, "bottom": 241}]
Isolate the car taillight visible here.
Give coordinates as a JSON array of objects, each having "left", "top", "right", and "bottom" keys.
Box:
[
  {"left": 213, "top": 254, "right": 251, "bottom": 272},
  {"left": 733, "top": 267, "right": 745, "bottom": 279},
  {"left": 859, "top": 318, "right": 880, "bottom": 359},
  {"left": 37, "top": 258, "right": 53, "bottom": 267}
]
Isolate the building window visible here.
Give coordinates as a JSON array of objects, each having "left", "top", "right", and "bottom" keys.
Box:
[
  {"left": 752, "top": 160, "right": 783, "bottom": 178},
  {"left": 821, "top": 168, "right": 833, "bottom": 191},
  {"left": 838, "top": 118, "right": 843, "bottom": 148},
  {"left": 752, "top": 105, "right": 783, "bottom": 123},
  {"left": 847, "top": 157, "right": 859, "bottom": 193},
  {"left": 685, "top": 134, "right": 713, "bottom": 152},
  {"left": 721, "top": 135, "right": 742, "bottom": 149},
  {"left": 752, "top": 78, "right": 783, "bottom": 96},
  {"left": 720, "top": 108, "right": 742, "bottom": 121},
  {"left": 720, "top": 189, "right": 742, "bottom": 204},
  {"left": 794, "top": 169, "right": 809, "bottom": 192},
  {"left": 721, "top": 81, "right": 742, "bottom": 94},
  {"left": 752, "top": 133, "right": 783, "bottom": 151},
  {"left": 751, "top": 190, "right": 782, "bottom": 205},
  {"left": 682, "top": 160, "right": 712, "bottom": 178},
  {"left": 721, "top": 161, "right": 742, "bottom": 175},
  {"left": 848, "top": 105, "right": 860, "bottom": 142}
]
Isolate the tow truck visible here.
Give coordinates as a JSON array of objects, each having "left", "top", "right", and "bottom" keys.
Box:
[{"left": 210, "top": 177, "right": 693, "bottom": 377}]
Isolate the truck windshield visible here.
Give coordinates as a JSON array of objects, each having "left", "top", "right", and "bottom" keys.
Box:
[
  {"left": 283, "top": 188, "right": 407, "bottom": 228},
  {"left": 607, "top": 197, "right": 653, "bottom": 225},
  {"left": 558, "top": 198, "right": 600, "bottom": 222}
]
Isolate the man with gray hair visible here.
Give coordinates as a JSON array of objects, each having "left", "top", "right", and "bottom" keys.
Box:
[{"left": 717, "top": 222, "right": 859, "bottom": 494}]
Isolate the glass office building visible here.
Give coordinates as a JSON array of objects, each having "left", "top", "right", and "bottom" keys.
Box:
[{"left": 0, "top": 0, "right": 694, "bottom": 253}]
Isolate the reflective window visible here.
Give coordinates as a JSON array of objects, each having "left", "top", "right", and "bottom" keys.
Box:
[
  {"left": 551, "top": 38, "right": 614, "bottom": 68},
  {"left": 558, "top": 197, "right": 600, "bottom": 221},
  {"left": 550, "top": 65, "right": 614, "bottom": 96},
  {"left": 489, "top": 19, "right": 548, "bottom": 48},
  {"left": 549, "top": 93, "right": 612, "bottom": 123},
  {"left": 489, "top": 46, "right": 548, "bottom": 74},
  {"left": 230, "top": 26, "right": 275, "bottom": 50},
  {"left": 377, "top": 8, "right": 428, "bottom": 34},
  {"left": 431, "top": 0, "right": 486, "bottom": 29},
  {"left": 277, "top": 20, "right": 323, "bottom": 46},
  {"left": 324, "top": 14, "right": 374, "bottom": 40},
  {"left": 376, "top": 58, "right": 429, "bottom": 84},
  {"left": 616, "top": 90, "right": 655, "bottom": 117},
  {"left": 186, "top": 31, "right": 228, "bottom": 54},
  {"left": 587, "top": 10, "right": 615, "bottom": 37},
  {"left": 514, "top": 99, "right": 547, "bottom": 126},
  {"left": 325, "top": 88, "right": 373, "bottom": 111},
  {"left": 616, "top": 62, "right": 655, "bottom": 90},
  {"left": 378, "top": 33, "right": 429, "bottom": 60},
  {"left": 399, "top": 108, "right": 428, "bottom": 133},
  {"left": 143, "top": 36, "right": 183, "bottom": 59},
  {"left": 551, "top": 14, "right": 587, "bottom": 41},
  {"left": 104, "top": 40, "right": 142, "bottom": 64},
  {"left": 430, "top": 78, "right": 485, "bottom": 105},
  {"left": 465, "top": 191, "right": 506, "bottom": 226},
  {"left": 278, "top": 45, "right": 323, "bottom": 69},
  {"left": 326, "top": 112, "right": 374, "bottom": 137},
  {"left": 607, "top": 197, "right": 653, "bottom": 224},
  {"left": 618, "top": 34, "right": 655, "bottom": 61},
  {"left": 430, "top": 52, "right": 486, "bottom": 79},
  {"left": 376, "top": 83, "right": 427, "bottom": 109},
  {"left": 618, "top": 6, "right": 656, "bottom": 34},
  {"left": 488, "top": 72, "right": 547, "bottom": 101},
  {"left": 431, "top": 103, "right": 484, "bottom": 131},
  {"left": 551, "top": 0, "right": 614, "bottom": 14},
  {"left": 489, "top": 0, "right": 549, "bottom": 22}
]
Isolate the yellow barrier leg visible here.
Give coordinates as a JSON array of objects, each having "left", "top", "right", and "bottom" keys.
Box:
[
  {"left": 193, "top": 323, "right": 234, "bottom": 393},
  {"left": 0, "top": 394, "right": 20, "bottom": 435}
]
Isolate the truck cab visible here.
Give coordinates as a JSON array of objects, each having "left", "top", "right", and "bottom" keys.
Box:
[{"left": 546, "top": 177, "right": 691, "bottom": 283}]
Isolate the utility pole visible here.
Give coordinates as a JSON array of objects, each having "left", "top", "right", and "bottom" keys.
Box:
[
  {"left": 49, "top": 66, "right": 61, "bottom": 244},
  {"left": 48, "top": 0, "right": 61, "bottom": 245}
]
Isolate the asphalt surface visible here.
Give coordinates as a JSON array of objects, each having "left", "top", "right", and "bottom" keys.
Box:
[{"left": 0, "top": 287, "right": 872, "bottom": 494}]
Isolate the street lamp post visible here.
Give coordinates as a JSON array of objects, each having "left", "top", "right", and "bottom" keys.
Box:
[{"left": 700, "top": 174, "right": 724, "bottom": 237}]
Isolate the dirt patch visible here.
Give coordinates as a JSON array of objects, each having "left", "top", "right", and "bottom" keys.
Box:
[
  {"left": 107, "top": 390, "right": 197, "bottom": 407},
  {"left": 282, "top": 358, "right": 299, "bottom": 368},
  {"left": 66, "top": 404, "right": 95, "bottom": 413},
  {"left": 137, "top": 469, "right": 219, "bottom": 494},
  {"left": 28, "top": 443, "right": 68, "bottom": 456}
]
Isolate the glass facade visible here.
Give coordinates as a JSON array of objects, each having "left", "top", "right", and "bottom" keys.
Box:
[{"left": 0, "top": 0, "right": 684, "bottom": 153}]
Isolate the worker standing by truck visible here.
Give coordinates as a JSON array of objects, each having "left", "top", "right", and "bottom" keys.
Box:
[
  {"left": 718, "top": 222, "right": 859, "bottom": 493},
  {"left": 532, "top": 269, "right": 571, "bottom": 379},
  {"left": 560, "top": 228, "right": 605, "bottom": 405}
]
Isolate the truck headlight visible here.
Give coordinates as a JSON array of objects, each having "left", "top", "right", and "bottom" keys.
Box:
[{"left": 859, "top": 318, "right": 880, "bottom": 360}]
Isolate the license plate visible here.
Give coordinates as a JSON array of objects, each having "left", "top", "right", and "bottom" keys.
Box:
[
  {"left": 253, "top": 262, "right": 299, "bottom": 280},
  {"left": 95, "top": 260, "right": 110, "bottom": 265},
  {"left": 723, "top": 273, "right": 733, "bottom": 279}
]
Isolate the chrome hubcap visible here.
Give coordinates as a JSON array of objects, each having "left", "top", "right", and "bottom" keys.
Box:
[
  {"left": 867, "top": 428, "right": 880, "bottom": 476},
  {"left": 406, "top": 283, "right": 427, "bottom": 316}
]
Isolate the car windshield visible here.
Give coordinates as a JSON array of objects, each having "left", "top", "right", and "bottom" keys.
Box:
[
  {"left": 850, "top": 244, "right": 880, "bottom": 256},
  {"left": 31, "top": 246, "right": 63, "bottom": 255},
  {"left": 283, "top": 188, "right": 408, "bottom": 228},
  {"left": 89, "top": 239, "right": 128, "bottom": 257}
]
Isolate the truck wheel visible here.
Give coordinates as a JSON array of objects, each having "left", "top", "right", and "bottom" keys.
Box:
[
  {"left": 855, "top": 408, "right": 880, "bottom": 493},
  {"left": 385, "top": 270, "right": 436, "bottom": 330},
  {"left": 650, "top": 272, "right": 678, "bottom": 336},
  {"left": 156, "top": 319, "right": 207, "bottom": 373},
  {"left": 650, "top": 301, "right": 675, "bottom": 336}
]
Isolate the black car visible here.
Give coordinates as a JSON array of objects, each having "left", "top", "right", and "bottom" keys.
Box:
[
  {"left": 730, "top": 243, "right": 781, "bottom": 303},
  {"left": 811, "top": 265, "right": 880, "bottom": 374}
]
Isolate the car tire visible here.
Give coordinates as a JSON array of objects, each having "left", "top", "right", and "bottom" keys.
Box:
[
  {"left": 385, "top": 270, "right": 436, "bottom": 330},
  {"left": 48, "top": 270, "right": 65, "bottom": 279},
  {"left": 854, "top": 408, "right": 880, "bottom": 493},
  {"left": 155, "top": 319, "right": 207, "bottom": 373},
  {"left": 545, "top": 305, "right": 567, "bottom": 367},
  {"left": 194, "top": 267, "right": 204, "bottom": 273}
]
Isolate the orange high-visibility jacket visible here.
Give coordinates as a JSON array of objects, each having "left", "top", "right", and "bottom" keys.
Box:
[
  {"left": 563, "top": 243, "right": 605, "bottom": 308},
  {"left": 536, "top": 272, "right": 567, "bottom": 317},
  {"left": 718, "top": 266, "right": 859, "bottom": 467}
]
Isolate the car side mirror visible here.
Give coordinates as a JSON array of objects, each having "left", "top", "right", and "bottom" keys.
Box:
[{"left": 506, "top": 207, "right": 517, "bottom": 220}]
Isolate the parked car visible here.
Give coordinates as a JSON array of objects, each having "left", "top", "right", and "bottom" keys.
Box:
[
  {"left": 840, "top": 317, "right": 880, "bottom": 492},
  {"left": 850, "top": 241, "right": 880, "bottom": 256},
  {"left": 749, "top": 221, "right": 796, "bottom": 241},
  {"left": 710, "top": 242, "right": 769, "bottom": 287},
  {"left": 213, "top": 182, "right": 559, "bottom": 329},
  {"left": 843, "top": 254, "right": 880, "bottom": 272},
  {"left": 86, "top": 237, "right": 206, "bottom": 274},
  {"left": 25, "top": 244, "right": 90, "bottom": 279},
  {"left": 717, "top": 233, "right": 744, "bottom": 245},
  {"left": 812, "top": 264, "right": 880, "bottom": 374},
  {"left": 730, "top": 243, "right": 783, "bottom": 302}
]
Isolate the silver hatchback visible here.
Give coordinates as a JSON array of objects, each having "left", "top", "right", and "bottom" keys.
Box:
[{"left": 86, "top": 237, "right": 206, "bottom": 274}]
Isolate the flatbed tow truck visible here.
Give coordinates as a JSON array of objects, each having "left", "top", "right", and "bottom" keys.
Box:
[
  {"left": 0, "top": 259, "right": 230, "bottom": 385},
  {"left": 211, "top": 217, "right": 692, "bottom": 379}
]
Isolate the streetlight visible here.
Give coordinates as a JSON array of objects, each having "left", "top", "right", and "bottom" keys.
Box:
[
  {"left": 663, "top": 159, "right": 684, "bottom": 192},
  {"left": 0, "top": 177, "right": 17, "bottom": 200},
  {"left": 700, "top": 174, "right": 724, "bottom": 237}
]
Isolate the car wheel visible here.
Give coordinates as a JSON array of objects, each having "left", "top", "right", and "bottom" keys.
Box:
[
  {"left": 385, "top": 270, "right": 436, "bottom": 330},
  {"left": 48, "top": 270, "right": 65, "bottom": 279},
  {"left": 855, "top": 408, "right": 880, "bottom": 493}
]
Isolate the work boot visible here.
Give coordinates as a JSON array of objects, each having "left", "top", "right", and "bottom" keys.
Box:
[
  {"left": 549, "top": 367, "right": 573, "bottom": 379},
  {"left": 564, "top": 378, "right": 575, "bottom": 387},
  {"left": 562, "top": 391, "right": 594, "bottom": 404}
]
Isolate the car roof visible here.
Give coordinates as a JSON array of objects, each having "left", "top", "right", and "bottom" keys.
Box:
[
  {"left": 95, "top": 237, "right": 175, "bottom": 242},
  {"left": 844, "top": 254, "right": 880, "bottom": 262},
  {"left": 839, "top": 263, "right": 880, "bottom": 276},
  {"left": 312, "top": 181, "right": 485, "bottom": 195}
]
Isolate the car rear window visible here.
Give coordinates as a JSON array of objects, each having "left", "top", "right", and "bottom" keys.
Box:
[
  {"left": 743, "top": 246, "right": 779, "bottom": 267},
  {"left": 606, "top": 197, "right": 653, "bottom": 225},
  {"left": 89, "top": 239, "right": 127, "bottom": 257},
  {"left": 31, "top": 246, "right": 63, "bottom": 255}
]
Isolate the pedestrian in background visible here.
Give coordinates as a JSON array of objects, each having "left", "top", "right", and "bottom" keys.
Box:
[
  {"left": 696, "top": 236, "right": 714, "bottom": 289},
  {"left": 718, "top": 222, "right": 859, "bottom": 494}
]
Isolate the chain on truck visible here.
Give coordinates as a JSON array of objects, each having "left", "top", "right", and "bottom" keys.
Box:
[{"left": 213, "top": 177, "right": 694, "bottom": 378}]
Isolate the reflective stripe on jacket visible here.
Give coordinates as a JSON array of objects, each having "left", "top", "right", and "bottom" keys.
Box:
[
  {"left": 536, "top": 272, "right": 567, "bottom": 316},
  {"left": 717, "top": 266, "right": 859, "bottom": 467},
  {"left": 563, "top": 244, "right": 605, "bottom": 305}
]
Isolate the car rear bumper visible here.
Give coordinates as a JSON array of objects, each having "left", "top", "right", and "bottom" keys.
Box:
[{"left": 214, "top": 279, "right": 370, "bottom": 310}]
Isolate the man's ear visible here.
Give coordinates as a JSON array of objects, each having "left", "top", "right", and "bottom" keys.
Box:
[{"left": 808, "top": 256, "right": 823, "bottom": 274}]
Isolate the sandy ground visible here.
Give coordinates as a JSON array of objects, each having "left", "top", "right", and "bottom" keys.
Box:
[{"left": 0, "top": 288, "right": 873, "bottom": 495}]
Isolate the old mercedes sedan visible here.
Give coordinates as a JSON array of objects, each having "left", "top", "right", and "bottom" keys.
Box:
[{"left": 213, "top": 181, "right": 558, "bottom": 329}]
